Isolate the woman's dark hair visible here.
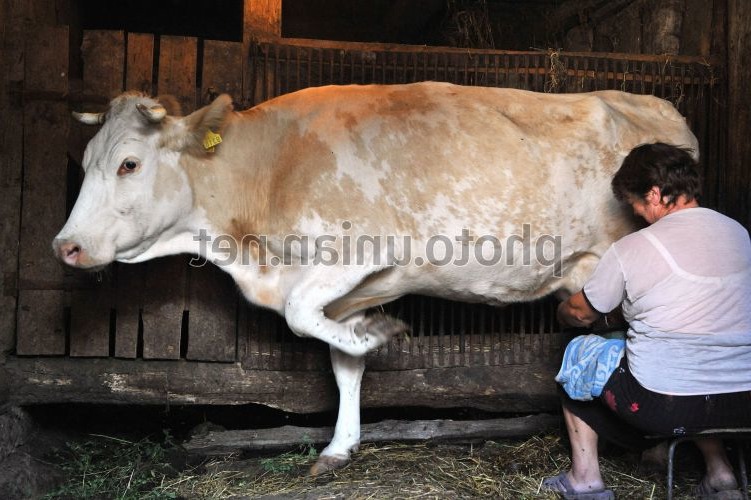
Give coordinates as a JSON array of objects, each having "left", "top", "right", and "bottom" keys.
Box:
[{"left": 611, "top": 142, "right": 702, "bottom": 205}]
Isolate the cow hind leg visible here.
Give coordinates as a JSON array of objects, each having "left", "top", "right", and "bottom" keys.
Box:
[{"left": 310, "top": 344, "right": 366, "bottom": 475}]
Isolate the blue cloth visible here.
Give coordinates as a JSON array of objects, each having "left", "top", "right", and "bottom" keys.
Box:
[{"left": 555, "top": 334, "right": 625, "bottom": 401}]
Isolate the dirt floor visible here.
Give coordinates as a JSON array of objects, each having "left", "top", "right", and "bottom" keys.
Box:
[{"left": 1, "top": 404, "right": 744, "bottom": 499}]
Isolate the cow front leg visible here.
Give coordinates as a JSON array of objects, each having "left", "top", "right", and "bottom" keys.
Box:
[
  {"left": 285, "top": 265, "right": 408, "bottom": 357},
  {"left": 310, "top": 345, "right": 365, "bottom": 475}
]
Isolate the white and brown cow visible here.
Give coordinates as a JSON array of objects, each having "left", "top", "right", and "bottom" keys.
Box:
[{"left": 54, "top": 82, "right": 697, "bottom": 473}]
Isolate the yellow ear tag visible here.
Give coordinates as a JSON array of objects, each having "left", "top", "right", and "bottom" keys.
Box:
[{"left": 203, "top": 129, "right": 223, "bottom": 152}]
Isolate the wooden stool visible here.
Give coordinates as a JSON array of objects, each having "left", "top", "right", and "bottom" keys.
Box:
[{"left": 664, "top": 428, "right": 751, "bottom": 500}]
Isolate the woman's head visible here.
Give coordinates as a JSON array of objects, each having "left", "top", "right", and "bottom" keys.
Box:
[{"left": 612, "top": 143, "right": 701, "bottom": 206}]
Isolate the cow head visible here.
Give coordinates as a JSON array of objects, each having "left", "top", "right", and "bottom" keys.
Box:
[{"left": 53, "top": 92, "right": 233, "bottom": 269}]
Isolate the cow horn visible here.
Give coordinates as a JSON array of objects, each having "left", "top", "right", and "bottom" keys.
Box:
[
  {"left": 136, "top": 103, "right": 167, "bottom": 123},
  {"left": 72, "top": 111, "right": 105, "bottom": 125}
]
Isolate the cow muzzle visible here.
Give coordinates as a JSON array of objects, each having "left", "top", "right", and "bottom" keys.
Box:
[{"left": 53, "top": 238, "right": 89, "bottom": 268}]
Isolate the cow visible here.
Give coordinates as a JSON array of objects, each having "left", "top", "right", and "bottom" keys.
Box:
[{"left": 54, "top": 81, "right": 698, "bottom": 474}]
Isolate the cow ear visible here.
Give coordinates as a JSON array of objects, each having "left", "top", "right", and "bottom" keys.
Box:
[
  {"left": 180, "top": 94, "right": 234, "bottom": 154},
  {"left": 156, "top": 95, "right": 182, "bottom": 117}
]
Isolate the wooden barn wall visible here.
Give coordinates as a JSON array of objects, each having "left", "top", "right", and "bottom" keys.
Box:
[
  {"left": 0, "top": 1, "right": 70, "bottom": 401},
  {"left": 0, "top": 27, "right": 568, "bottom": 413},
  {"left": 1, "top": 0, "right": 748, "bottom": 414}
]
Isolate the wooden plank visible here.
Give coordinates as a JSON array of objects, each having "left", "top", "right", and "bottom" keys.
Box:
[
  {"left": 183, "top": 44, "right": 245, "bottom": 361},
  {"left": 186, "top": 262, "right": 238, "bottom": 362},
  {"left": 158, "top": 36, "right": 198, "bottom": 113},
  {"left": 126, "top": 33, "right": 155, "bottom": 94},
  {"left": 16, "top": 26, "right": 69, "bottom": 356},
  {"left": 69, "top": 281, "right": 112, "bottom": 358},
  {"left": 68, "top": 30, "right": 126, "bottom": 358},
  {"left": 137, "top": 37, "right": 200, "bottom": 359},
  {"left": 5, "top": 357, "right": 559, "bottom": 413},
  {"left": 241, "top": 305, "right": 263, "bottom": 370},
  {"left": 141, "top": 257, "right": 186, "bottom": 360},
  {"left": 0, "top": 1, "right": 27, "bottom": 354},
  {"left": 184, "top": 414, "right": 560, "bottom": 455},
  {"left": 116, "top": 33, "right": 155, "bottom": 358},
  {"left": 82, "top": 30, "right": 125, "bottom": 99},
  {"left": 114, "top": 263, "right": 143, "bottom": 359},
  {"left": 201, "top": 40, "right": 243, "bottom": 104},
  {"left": 16, "top": 291, "right": 65, "bottom": 355},
  {"left": 12, "top": 1, "right": 63, "bottom": 358},
  {"left": 22, "top": 26, "right": 69, "bottom": 95}
]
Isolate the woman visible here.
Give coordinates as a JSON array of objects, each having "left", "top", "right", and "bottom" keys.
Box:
[{"left": 543, "top": 143, "right": 751, "bottom": 499}]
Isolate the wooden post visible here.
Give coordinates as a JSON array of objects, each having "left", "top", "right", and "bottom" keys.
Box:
[
  {"left": 727, "top": 0, "right": 751, "bottom": 231},
  {"left": 242, "top": 0, "right": 282, "bottom": 107},
  {"left": 243, "top": 0, "right": 282, "bottom": 40}
]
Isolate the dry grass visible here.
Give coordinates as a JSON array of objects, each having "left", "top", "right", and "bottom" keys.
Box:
[
  {"left": 162, "top": 434, "right": 713, "bottom": 499},
  {"left": 545, "top": 50, "right": 567, "bottom": 93}
]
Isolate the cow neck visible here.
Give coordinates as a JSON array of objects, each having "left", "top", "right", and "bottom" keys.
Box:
[{"left": 181, "top": 110, "right": 273, "bottom": 253}]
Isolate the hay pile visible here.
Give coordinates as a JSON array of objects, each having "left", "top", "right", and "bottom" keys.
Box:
[{"left": 166, "top": 434, "right": 707, "bottom": 499}]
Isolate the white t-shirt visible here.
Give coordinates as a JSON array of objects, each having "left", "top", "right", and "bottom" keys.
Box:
[{"left": 583, "top": 207, "right": 751, "bottom": 395}]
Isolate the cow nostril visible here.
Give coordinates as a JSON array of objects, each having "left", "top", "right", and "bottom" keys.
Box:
[{"left": 56, "top": 240, "right": 83, "bottom": 265}]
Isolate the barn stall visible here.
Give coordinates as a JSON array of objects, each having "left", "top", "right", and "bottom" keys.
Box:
[{"left": 0, "top": 0, "right": 748, "bottom": 424}]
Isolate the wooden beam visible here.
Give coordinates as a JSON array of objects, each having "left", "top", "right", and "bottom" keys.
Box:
[
  {"left": 250, "top": 36, "right": 720, "bottom": 65},
  {"left": 184, "top": 414, "right": 561, "bottom": 455},
  {"left": 5, "top": 357, "right": 559, "bottom": 414}
]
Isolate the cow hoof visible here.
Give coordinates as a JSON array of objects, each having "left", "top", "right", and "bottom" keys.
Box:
[
  {"left": 354, "top": 313, "right": 409, "bottom": 346},
  {"left": 309, "top": 455, "right": 350, "bottom": 475}
]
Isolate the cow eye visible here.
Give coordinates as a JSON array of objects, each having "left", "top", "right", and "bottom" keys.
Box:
[{"left": 117, "top": 158, "right": 141, "bottom": 176}]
